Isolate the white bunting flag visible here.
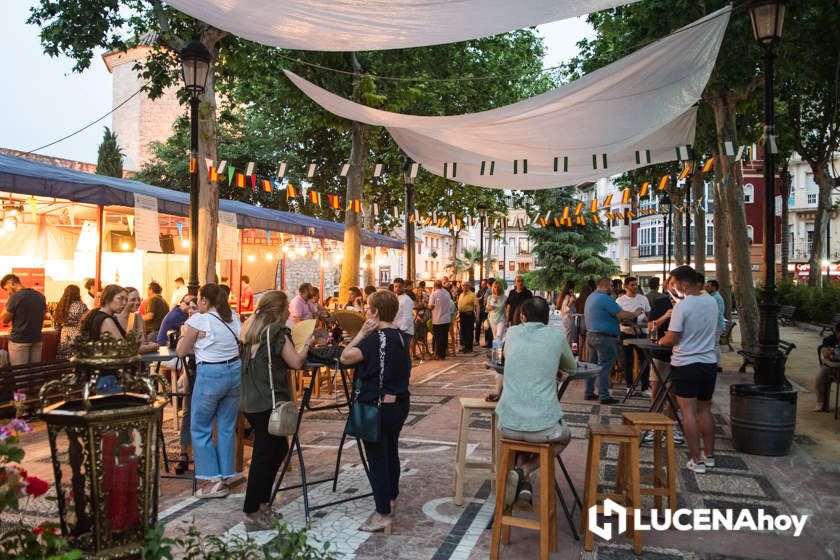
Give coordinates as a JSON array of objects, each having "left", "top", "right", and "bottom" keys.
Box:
[
  {"left": 410, "top": 162, "right": 419, "bottom": 178},
  {"left": 677, "top": 145, "right": 690, "bottom": 161},
  {"left": 724, "top": 141, "right": 735, "bottom": 157},
  {"left": 413, "top": 210, "right": 420, "bottom": 222},
  {"left": 204, "top": 157, "right": 214, "bottom": 170},
  {"left": 393, "top": 207, "right": 399, "bottom": 218},
  {"left": 307, "top": 163, "right": 316, "bottom": 177},
  {"left": 768, "top": 135, "right": 778, "bottom": 154},
  {"left": 340, "top": 163, "right": 351, "bottom": 177},
  {"left": 373, "top": 203, "right": 379, "bottom": 216},
  {"left": 374, "top": 163, "right": 383, "bottom": 177},
  {"left": 735, "top": 145, "right": 746, "bottom": 161},
  {"left": 277, "top": 162, "right": 286, "bottom": 177},
  {"left": 217, "top": 160, "right": 227, "bottom": 175},
  {"left": 245, "top": 162, "right": 255, "bottom": 176}
]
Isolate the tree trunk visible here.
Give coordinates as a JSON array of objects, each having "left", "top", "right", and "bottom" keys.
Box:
[
  {"left": 709, "top": 97, "right": 759, "bottom": 353},
  {"left": 197, "top": 54, "right": 219, "bottom": 285},
  {"left": 713, "top": 164, "right": 732, "bottom": 319},
  {"left": 672, "top": 205, "right": 685, "bottom": 266},
  {"left": 779, "top": 164, "right": 791, "bottom": 281},
  {"left": 807, "top": 160, "right": 833, "bottom": 286},
  {"left": 338, "top": 53, "right": 369, "bottom": 301},
  {"left": 691, "top": 169, "right": 706, "bottom": 275},
  {"left": 362, "top": 203, "right": 376, "bottom": 286}
]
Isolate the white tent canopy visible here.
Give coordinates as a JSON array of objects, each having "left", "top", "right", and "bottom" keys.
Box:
[
  {"left": 164, "top": 0, "right": 637, "bottom": 52},
  {"left": 285, "top": 7, "right": 730, "bottom": 190}
]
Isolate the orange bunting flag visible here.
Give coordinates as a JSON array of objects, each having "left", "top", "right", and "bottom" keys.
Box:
[
  {"left": 602, "top": 194, "right": 613, "bottom": 208},
  {"left": 678, "top": 163, "right": 693, "bottom": 180},
  {"left": 354, "top": 199, "right": 363, "bottom": 213},
  {"left": 235, "top": 173, "right": 246, "bottom": 188},
  {"left": 286, "top": 184, "right": 298, "bottom": 199},
  {"left": 189, "top": 156, "right": 197, "bottom": 174},
  {"left": 613, "top": 211, "right": 623, "bottom": 221},
  {"left": 592, "top": 214, "right": 600, "bottom": 224},
  {"left": 590, "top": 199, "right": 599, "bottom": 213},
  {"left": 262, "top": 179, "right": 272, "bottom": 193},
  {"left": 639, "top": 182, "right": 650, "bottom": 197},
  {"left": 576, "top": 216, "right": 585, "bottom": 225},
  {"left": 539, "top": 217, "right": 548, "bottom": 227},
  {"left": 574, "top": 202, "right": 583, "bottom": 216},
  {"left": 328, "top": 194, "right": 341, "bottom": 209},
  {"left": 208, "top": 166, "right": 218, "bottom": 182},
  {"left": 565, "top": 217, "right": 573, "bottom": 228},
  {"left": 309, "top": 191, "right": 322, "bottom": 207},
  {"left": 621, "top": 188, "right": 631, "bottom": 204},
  {"left": 702, "top": 158, "right": 714, "bottom": 173},
  {"left": 562, "top": 206, "right": 570, "bottom": 220},
  {"left": 626, "top": 210, "right": 636, "bottom": 219},
  {"left": 553, "top": 217, "right": 561, "bottom": 227},
  {"left": 657, "top": 174, "right": 669, "bottom": 190}
]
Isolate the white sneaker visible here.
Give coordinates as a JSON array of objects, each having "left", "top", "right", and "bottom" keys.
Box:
[
  {"left": 673, "top": 428, "right": 685, "bottom": 445},
  {"left": 642, "top": 430, "right": 655, "bottom": 444},
  {"left": 700, "top": 455, "right": 715, "bottom": 468},
  {"left": 813, "top": 402, "right": 825, "bottom": 412},
  {"left": 685, "top": 458, "right": 706, "bottom": 474},
  {"left": 641, "top": 389, "right": 652, "bottom": 398}
]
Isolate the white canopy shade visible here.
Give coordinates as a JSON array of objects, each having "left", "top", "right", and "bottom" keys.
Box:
[
  {"left": 284, "top": 7, "right": 731, "bottom": 190},
  {"left": 164, "top": 0, "right": 639, "bottom": 52}
]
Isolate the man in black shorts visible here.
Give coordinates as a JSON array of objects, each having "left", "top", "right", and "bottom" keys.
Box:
[{"left": 658, "top": 265, "right": 718, "bottom": 474}]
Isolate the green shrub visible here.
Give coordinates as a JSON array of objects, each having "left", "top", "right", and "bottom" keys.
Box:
[{"left": 771, "top": 281, "right": 840, "bottom": 323}]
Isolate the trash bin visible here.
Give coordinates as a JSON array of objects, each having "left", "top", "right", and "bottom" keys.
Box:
[{"left": 730, "top": 384, "right": 797, "bottom": 456}]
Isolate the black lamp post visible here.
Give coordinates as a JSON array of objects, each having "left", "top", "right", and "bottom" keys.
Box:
[
  {"left": 180, "top": 40, "right": 211, "bottom": 296},
  {"left": 478, "top": 206, "right": 487, "bottom": 280},
  {"left": 659, "top": 194, "right": 671, "bottom": 281},
  {"left": 748, "top": 0, "right": 786, "bottom": 386},
  {"left": 402, "top": 156, "right": 416, "bottom": 283}
]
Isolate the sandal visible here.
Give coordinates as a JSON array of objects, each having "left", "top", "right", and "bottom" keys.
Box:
[
  {"left": 194, "top": 480, "right": 229, "bottom": 499},
  {"left": 222, "top": 472, "right": 245, "bottom": 487},
  {"left": 243, "top": 514, "right": 273, "bottom": 532},
  {"left": 359, "top": 512, "right": 392, "bottom": 534},
  {"left": 485, "top": 393, "right": 500, "bottom": 402}
]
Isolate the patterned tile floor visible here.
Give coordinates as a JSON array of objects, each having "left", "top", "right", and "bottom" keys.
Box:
[{"left": 6, "top": 352, "right": 839, "bottom": 559}]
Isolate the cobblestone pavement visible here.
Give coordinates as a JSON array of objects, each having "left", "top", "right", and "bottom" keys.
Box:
[{"left": 8, "top": 341, "right": 840, "bottom": 559}]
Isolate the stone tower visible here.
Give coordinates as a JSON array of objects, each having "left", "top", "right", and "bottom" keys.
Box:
[{"left": 102, "top": 34, "right": 183, "bottom": 172}]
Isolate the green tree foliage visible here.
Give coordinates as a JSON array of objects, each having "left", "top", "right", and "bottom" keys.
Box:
[
  {"left": 95, "top": 126, "right": 124, "bottom": 178},
  {"left": 526, "top": 189, "right": 618, "bottom": 290}
]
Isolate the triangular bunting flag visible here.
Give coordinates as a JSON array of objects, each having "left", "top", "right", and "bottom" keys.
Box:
[
  {"left": 235, "top": 173, "right": 246, "bottom": 188},
  {"left": 702, "top": 158, "right": 714, "bottom": 173},
  {"left": 678, "top": 163, "right": 693, "bottom": 181},
  {"left": 250, "top": 174, "right": 257, "bottom": 191},
  {"left": 245, "top": 162, "right": 255, "bottom": 176},
  {"left": 657, "top": 174, "right": 669, "bottom": 190},
  {"left": 277, "top": 162, "right": 286, "bottom": 177},
  {"left": 639, "top": 182, "right": 650, "bottom": 197},
  {"left": 309, "top": 191, "right": 322, "bottom": 207},
  {"left": 590, "top": 199, "right": 598, "bottom": 213},
  {"left": 262, "top": 179, "right": 272, "bottom": 193},
  {"left": 602, "top": 194, "right": 613, "bottom": 208},
  {"left": 189, "top": 156, "right": 197, "bottom": 174},
  {"left": 217, "top": 160, "right": 227, "bottom": 175},
  {"left": 374, "top": 163, "right": 383, "bottom": 177},
  {"left": 622, "top": 188, "right": 632, "bottom": 204},
  {"left": 227, "top": 166, "right": 235, "bottom": 186},
  {"left": 340, "top": 163, "right": 350, "bottom": 177},
  {"left": 307, "top": 163, "right": 316, "bottom": 178},
  {"left": 286, "top": 184, "right": 298, "bottom": 199},
  {"left": 574, "top": 202, "right": 583, "bottom": 216}
]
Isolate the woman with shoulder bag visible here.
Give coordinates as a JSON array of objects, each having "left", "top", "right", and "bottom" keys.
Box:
[
  {"left": 176, "top": 283, "right": 242, "bottom": 499},
  {"left": 79, "top": 284, "right": 127, "bottom": 395},
  {"left": 238, "top": 290, "right": 312, "bottom": 531},
  {"left": 340, "top": 289, "right": 411, "bottom": 535}
]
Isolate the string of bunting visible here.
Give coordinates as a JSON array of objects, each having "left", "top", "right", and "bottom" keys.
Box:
[{"left": 194, "top": 146, "right": 737, "bottom": 230}]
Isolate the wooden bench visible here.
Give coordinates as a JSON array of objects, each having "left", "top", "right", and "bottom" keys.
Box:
[
  {"left": 719, "top": 319, "right": 737, "bottom": 352},
  {"left": 819, "top": 313, "right": 840, "bottom": 337},
  {"left": 0, "top": 360, "right": 75, "bottom": 418},
  {"left": 737, "top": 340, "right": 796, "bottom": 373},
  {"left": 778, "top": 305, "right": 797, "bottom": 326}
]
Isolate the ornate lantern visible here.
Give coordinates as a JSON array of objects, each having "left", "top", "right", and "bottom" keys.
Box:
[{"left": 39, "top": 333, "right": 168, "bottom": 558}]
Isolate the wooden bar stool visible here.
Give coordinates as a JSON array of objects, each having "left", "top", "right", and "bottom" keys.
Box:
[
  {"left": 582, "top": 423, "right": 642, "bottom": 555},
  {"left": 621, "top": 412, "right": 677, "bottom": 510},
  {"left": 453, "top": 397, "right": 498, "bottom": 506},
  {"left": 491, "top": 438, "right": 557, "bottom": 560}
]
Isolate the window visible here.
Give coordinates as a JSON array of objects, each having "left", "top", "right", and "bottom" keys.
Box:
[
  {"left": 638, "top": 220, "right": 662, "bottom": 257},
  {"left": 509, "top": 261, "right": 516, "bottom": 271},
  {"left": 746, "top": 225, "right": 754, "bottom": 244},
  {"left": 807, "top": 193, "right": 818, "bottom": 205},
  {"left": 519, "top": 262, "right": 530, "bottom": 272},
  {"left": 379, "top": 267, "right": 391, "bottom": 285},
  {"left": 806, "top": 174, "right": 818, "bottom": 206},
  {"left": 707, "top": 225, "right": 714, "bottom": 256},
  {"left": 518, "top": 238, "right": 529, "bottom": 254},
  {"left": 743, "top": 183, "right": 754, "bottom": 204},
  {"left": 807, "top": 229, "right": 814, "bottom": 256}
]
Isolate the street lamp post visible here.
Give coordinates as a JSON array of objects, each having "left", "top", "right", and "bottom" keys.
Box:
[
  {"left": 402, "top": 157, "right": 416, "bottom": 283},
  {"left": 478, "top": 206, "right": 487, "bottom": 280},
  {"left": 748, "top": 0, "right": 786, "bottom": 386},
  {"left": 660, "top": 194, "right": 671, "bottom": 281},
  {"left": 180, "top": 40, "right": 211, "bottom": 297}
]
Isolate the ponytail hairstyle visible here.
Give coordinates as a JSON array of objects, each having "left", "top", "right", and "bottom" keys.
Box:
[
  {"left": 240, "top": 290, "right": 289, "bottom": 345},
  {"left": 200, "top": 283, "right": 233, "bottom": 322}
]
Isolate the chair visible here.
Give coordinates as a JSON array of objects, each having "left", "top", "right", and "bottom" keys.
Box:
[
  {"left": 491, "top": 438, "right": 558, "bottom": 560},
  {"left": 621, "top": 412, "right": 677, "bottom": 510},
  {"left": 582, "top": 423, "right": 642, "bottom": 554},
  {"left": 719, "top": 320, "right": 737, "bottom": 352},
  {"left": 453, "top": 398, "right": 498, "bottom": 506}
]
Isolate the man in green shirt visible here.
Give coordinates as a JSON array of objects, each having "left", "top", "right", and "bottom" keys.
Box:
[{"left": 496, "top": 296, "right": 576, "bottom": 506}]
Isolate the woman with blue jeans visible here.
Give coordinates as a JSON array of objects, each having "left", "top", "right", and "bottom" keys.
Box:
[{"left": 177, "top": 283, "right": 242, "bottom": 499}]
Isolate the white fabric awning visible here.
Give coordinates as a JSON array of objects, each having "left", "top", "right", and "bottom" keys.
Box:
[
  {"left": 284, "top": 7, "right": 731, "bottom": 190},
  {"left": 164, "top": 0, "right": 637, "bottom": 51}
]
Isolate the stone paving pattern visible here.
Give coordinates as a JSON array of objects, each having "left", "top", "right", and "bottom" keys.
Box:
[{"left": 6, "top": 323, "right": 840, "bottom": 559}]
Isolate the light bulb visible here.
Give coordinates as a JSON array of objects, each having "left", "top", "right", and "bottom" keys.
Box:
[
  {"left": 181, "top": 239, "right": 190, "bottom": 248},
  {"left": 265, "top": 252, "right": 274, "bottom": 260},
  {"left": 247, "top": 254, "right": 256, "bottom": 263},
  {"left": 295, "top": 246, "right": 306, "bottom": 256},
  {"left": 121, "top": 242, "right": 131, "bottom": 251}
]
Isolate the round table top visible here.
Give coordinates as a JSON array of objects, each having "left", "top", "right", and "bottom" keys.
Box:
[{"left": 140, "top": 347, "right": 175, "bottom": 362}]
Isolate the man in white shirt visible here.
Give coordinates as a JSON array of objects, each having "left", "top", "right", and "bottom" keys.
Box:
[
  {"left": 659, "top": 265, "right": 719, "bottom": 474},
  {"left": 428, "top": 280, "right": 454, "bottom": 360},
  {"left": 615, "top": 276, "right": 651, "bottom": 396},
  {"left": 392, "top": 278, "right": 415, "bottom": 342},
  {"left": 170, "top": 277, "right": 188, "bottom": 308}
]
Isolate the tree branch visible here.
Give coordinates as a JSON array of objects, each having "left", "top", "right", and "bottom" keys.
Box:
[{"left": 151, "top": 0, "right": 184, "bottom": 52}]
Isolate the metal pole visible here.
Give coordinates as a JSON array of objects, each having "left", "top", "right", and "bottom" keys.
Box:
[
  {"left": 686, "top": 177, "right": 692, "bottom": 266},
  {"left": 753, "top": 44, "right": 783, "bottom": 386},
  {"left": 479, "top": 215, "right": 485, "bottom": 281},
  {"left": 503, "top": 218, "right": 507, "bottom": 282},
  {"left": 662, "top": 213, "right": 667, "bottom": 281},
  {"left": 404, "top": 179, "right": 415, "bottom": 283},
  {"left": 95, "top": 205, "right": 104, "bottom": 292},
  {"left": 188, "top": 94, "right": 200, "bottom": 296}
]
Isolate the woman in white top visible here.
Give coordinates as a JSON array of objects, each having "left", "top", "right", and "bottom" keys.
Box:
[
  {"left": 556, "top": 281, "right": 577, "bottom": 345},
  {"left": 177, "top": 283, "right": 242, "bottom": 498},
  {"left": 117, "top": 287, "right": 159, "bottom": 354}
]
